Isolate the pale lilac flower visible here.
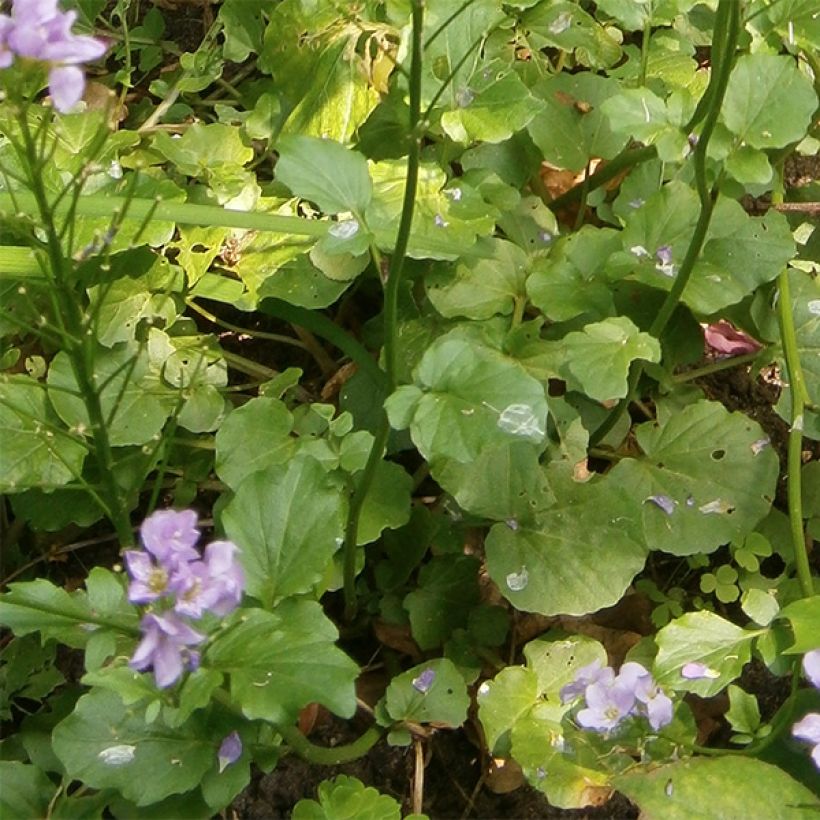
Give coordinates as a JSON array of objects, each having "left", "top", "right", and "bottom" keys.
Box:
[
  {"left": 217, "top": 731, "right": 242, "bottom": 773},
  {"left": 2, "top": 0, "right": 107, "bottom": 112},
  {"left": 577, "top": 678, "right": 636, "bottom": 732},
  {"left": 803, "top": 650, "right": 820, "bottom": 690},
  {"left": 619, "top": 662, "right": 673, "bottom": 730},
  {"left": 560, "top": 659, "right": 614, "bottom": 704},
  {"left": 140, "top": 509, "right": 200, "bottom": 568},
  {"left": 412, "top": 668, "right": 436, "bottom": 693},
  {"left": 124, "top": 550, "right": 170, "bottom": 604},
  {"left": 129, "top": 612, "right": 205, "bottom": 688},
  {"left": 681, "top": 662, "right": 720, "bottom": 680},
  {"left": 0, "top": 16, "right": 14, "bottom": 68},
  {"left": 173, "top": 540, "right": 244, "bottom": 619},
  {"left": 655, "top": 245, "right": 676, "bottom": 277},
  {"left": 792, "top": 713, "right": 820, "bottom": 770}
]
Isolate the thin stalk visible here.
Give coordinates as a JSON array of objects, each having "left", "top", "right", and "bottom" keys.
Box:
[
  {"left": 671, "top": 351, "right": 762, "bottom": 383},
  {"left": 343, "top": 0, "right": 424, "bottom": 621},
  {"left": 590, "top": 0, "right": 740, "bottom": 446},
  {"left": 639, "top": 19, "right": 651, "bottom": 86},
  {"left": 777, "top": 268, "right": 813, "bottom": 598},
  {"left": 16, "top": 113, "right": 133, "bottom": 546}
]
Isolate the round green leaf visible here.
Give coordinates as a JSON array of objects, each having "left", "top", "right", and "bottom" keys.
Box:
[
  {"left": 385, "top": 333, "right": 548, "bottom": 464},
  {"left": 485, "top": 476, "right": 647, "bottom": 616},
  {"left": 52, "top": 689, "right": 215, "bottom": 807},
  {"left": 382, "top": 658, "right": 470, "bottom": 728},
  {"left": 609, "top": 400, "right": 779, "bottom": 555},
  {"left": 275, "top": 135, "right": 372, "bottom": 215}
]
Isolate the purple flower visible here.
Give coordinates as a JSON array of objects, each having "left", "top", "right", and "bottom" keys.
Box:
[
  {"left": 0, "top": 16, "right": 14, "bottom": 68},
  {"left": 681, "top": 662, "right": 720, "bottom": 680},
  {"left": 217, "top": 731, "right": 242, "bottom": 773},
  {"left": 412, "top": 668, "right": 436, "bottom": 694},
  {"left": 655, "top": 245, "right": 676, "bottom": 277},
  {"left": 560, "top": 659, "right": 614, "bottom": 704},
  {"left": 792, "top": 713, "right": 820, "bottom": 770},
  {"left": 129, "top": 612, "right": 205, "bottom": 688},
  {"left": 618, "top": 662, "right": 673, "bottom": 730},
  {"left": 1, "top": 0, "right": 107, "bottom": 112},
  {"left": 124, "top": 550, "right": 170, "bottom": 604},
  {"left": 173, "top": 540, "right": 245, "bottom": 619},
  {"left": 802, "top": 650, "right": 820, "bottom": 689},
  {"left": 140, "top": 509, "right": 201, "bottom": 568},
  {"left": 576, "top": 678, "right": 636, "bottom": 732}
]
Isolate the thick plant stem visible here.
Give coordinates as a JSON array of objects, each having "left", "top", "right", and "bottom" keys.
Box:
[
  {"left": 278, "top": 723, "right": 383, "bottom": 765},
  {"left": 777, "top": 269, "right": 813, "bottom": 599},
  {"left": 590, "top": 0, "right": 740, "bottom": 446},
  {"left": 342, "top": 0, "right": 424, "bottom": 621}
]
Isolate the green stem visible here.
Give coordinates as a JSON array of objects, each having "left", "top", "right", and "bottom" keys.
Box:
[
  {"left": 671, "top": 351, "right": 762, "bottom": 383},
  {"left": 777, "top": 269, "right": 813, "bottom": 598},
  {"left": 590, "top": 0, "right": 740, "bottom": 446},
  {"left": 0, "top": 191, "right": 328, "bottom": 237},
  {"left": 278, "top": 723, "right": 384, "bottom": 765},
  {"left": 16, "top": 114, "right": 133, "bottom": 547},
  {"left": 639, "top": 19, "right": 651, "bottom": 87},
  {"left": 343, "top": 0, "right": 424, "bottom": 621}
]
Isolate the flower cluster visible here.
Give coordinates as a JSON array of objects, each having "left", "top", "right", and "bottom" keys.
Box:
[
  {"left": 560, "top": 660, "right": 673, "bottom": 733},
  {"left": 125, "top": 509, "right": 245, "bottom": 688},
  {"left": 792, "top": 649, "right": 820, "bottom": 770},
  {"left": 0, "top": 0, "right": 106, "bottom": 112}
]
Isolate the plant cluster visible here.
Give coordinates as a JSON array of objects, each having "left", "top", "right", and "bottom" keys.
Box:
[{"left": 0, "top": 0, "right": 818, "bottom": 817}]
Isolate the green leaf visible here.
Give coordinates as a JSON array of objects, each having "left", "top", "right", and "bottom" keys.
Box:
[
  {"left": 741, "top": 588, "right": 779, "bottom": 627},
  {"left": 614, "top": 756, "right": 820, "bottom": 818},
  {"left": 0, "top": 375, "right": 87, "bottom": 492},
  {"left": 433, "top": 440, "right": 555, "bottom": 523},
  {"left": 779, "top": 596, "right": 820, "bottom": 655},
  {"left": 382, "top": 658, "right": 470, "bottom": 728},
  {"left": 357, "top": 460, "right": 413, "bottom": 545},
  {"left": 366, "top": 161, "right": 496, "bottom": 260},
  {"left": 47, "top": 345, "right": 171, "bottom": 448},
  {"left": 653, "top": 611, "right": 763, "bottom": 696},
  {"left": 153, "top": 123, "right": 253, "bottom": 180},
  {"left": 420, "top": 0, "right": 506, "bottom": 110},
  {"left": 525, "top": 226, "right": 619, "bottom": 321},
  {"left": 725, "top": 685, "right": 761, "bottom": 736},
  {"left": 221, "top": 457, "right": 346, "bottom": 607},
  {"left": 276, "top": 135, "right": 372, "bottom": 215},
  {"left": 477, "top": 666, "right": 540, "bottom": 757},
  {"left": 293, "top": 775, "right": 402, "bottom": 820},
  {"left": 218, "top": 0, "right": 267, "bottom": 62},
  {"left": 725, "top": 146, "right": 773, "bottom": 186},
  {"left": 440, "top": 61, "right": 545, "bottom": 145},
  {"left": 0, "top": 578, "right": 137, "bottom": 649},
  {"left": 523, "top": 2, "right": 622, "bottom": 69},
  {"left": 385, "top": 332, "right": 548, "bottom": 464},
  {"left": 556, "top": 316, "right": 661, "bottom": 402},
  {"left": 529, "top": 74, "right": 627, "bottom": 172},
  {"left": 208, "top": 603, "right": 358, "bottom": 724},
  {"left": 0, "top": 761, "right": 53, "bottom": 818},
  {"left": 52, "top": 689, "right": 215, "bottom": 807},
  {"left": 426, "top": 238, "right": 529, "bottom": 320},
  {"left": 485, "top": 475, "right": 647, "bottom": 616},
  {"left": 722, "top": 55, "right": 818, "bottom": 149},
  {"left": 403, "top": 556, "right": 481, "bottom": 650},
  {"left": 608, "top": 400, "right": 779, "bottom": 555},
  {"left": 214, "top": 397, "right": 295, "bottom": 490},
  {"left": 511, "top": 713, "right": 611, "bottom": 809}
]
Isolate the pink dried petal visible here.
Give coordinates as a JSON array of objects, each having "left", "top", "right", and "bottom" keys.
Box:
[{"left": 703, "top": 321, "right": 762, "bottom": 356}]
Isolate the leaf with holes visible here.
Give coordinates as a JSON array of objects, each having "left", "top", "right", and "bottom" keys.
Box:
[{"left": 608, "top": 401, "right": 779, "bottom": 555}]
